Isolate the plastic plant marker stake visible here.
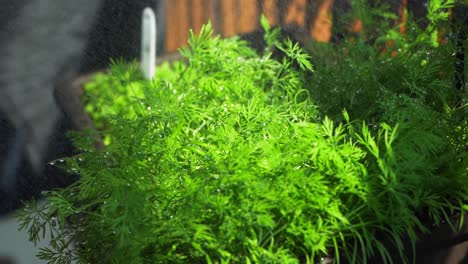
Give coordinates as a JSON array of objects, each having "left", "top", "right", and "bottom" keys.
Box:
[{"left": 141, "top": 7, "right": 156, "bottom": 80}]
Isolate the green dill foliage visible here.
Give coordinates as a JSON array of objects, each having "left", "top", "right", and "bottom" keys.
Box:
[
  {"left": 17, "top": 12, "right": 467, "bottom": 264},
  {"left": 307, "top": 1, "right": 467, "bottom": 260},
  {"left": 420, "top": 0, "right": 455, "bottom": 48},
  {"left": 81, "top": 59, "right": 146, "bottom": 128}
]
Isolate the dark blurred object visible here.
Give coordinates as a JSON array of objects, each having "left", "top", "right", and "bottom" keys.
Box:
[
  {"left": 0, "top": 256, "right": 16, "bottom": 264},
  {"left": 0, "top": 108, "right": 76, "bottom": 215},
  {"left": 412, "top": 214, "right": 468, "bottom": 264},
  {"left": 79, "top": 0, "right": 164, "bottom": 74},
  {"left": 357, "top": 213, "right": 468, "bottom": 264},
  {"left": 0, "top": 110, "right": 30, "bottom": 214},
  {"left": 0, "top": 0, "right": 101, "bottom": 216},
  {"left": 0, "top": 0, "right": 164, "bottom": 215}
]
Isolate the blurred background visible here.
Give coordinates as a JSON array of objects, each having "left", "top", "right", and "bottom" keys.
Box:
[{"left": 0, "top": 0, "right": 464, "bottom": 263}]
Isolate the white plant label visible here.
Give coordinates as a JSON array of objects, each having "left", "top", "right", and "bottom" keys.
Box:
[{"left": 141, "top": 7, "right": 156, "bottom": 80}]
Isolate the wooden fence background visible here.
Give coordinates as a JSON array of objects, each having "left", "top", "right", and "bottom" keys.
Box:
[
  {"left": 164, "top": 0, "right": 339, "bottom": 52},
  {"left": 163, "top": 0, "right": 421, "bottom": 53}
]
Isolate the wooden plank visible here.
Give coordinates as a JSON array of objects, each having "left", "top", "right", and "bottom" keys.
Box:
[
  {"left": 206, "top": 0, "right": 218, "bottom": 33},
  {"left": 192, "top": 0, "right": 205, "bottom": 35},
  {"left": 177, "top": 0, "right": 191, "bottom": 49},
  {"left": 191, "top": 0, "right": 216, "bottom": 35},
  {"left": 222, "top": 0, "right": 237, "bottom": 37},
  {"left": 238, "top": 0, "right": 259, "bottom": 33},
  {"left": 284, "top": 0, "right": 306, "bottom": 26},
  {"left": 164, "top": 0, "right": 179, "bottom": 52},
  {"left": 165, "top": 0, "right": 191, "bottom": 52},
  {"left": 210, "top": 0, "right": 222, "bottom": 34},
  {"left": 262, "top": 0, "right": 278, "bottom": 26},
  {"left": 310, "top": 0, "right": 334, "bottom": 42}
]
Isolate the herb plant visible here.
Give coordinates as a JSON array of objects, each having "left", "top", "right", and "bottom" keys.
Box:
[
  {"left": 305, "top": 1, "right": 467, "bottom": 260},
  {"left": 17, "top": 3, "right": 467, "bottom": 263}
]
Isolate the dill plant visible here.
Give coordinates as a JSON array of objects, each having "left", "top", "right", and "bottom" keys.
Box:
[
  {"left": 306, "top": 0, "right": 467, "bottom": 260},
  {"left": 17, "top": 11, "right": 467, "bottom": 264}
]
